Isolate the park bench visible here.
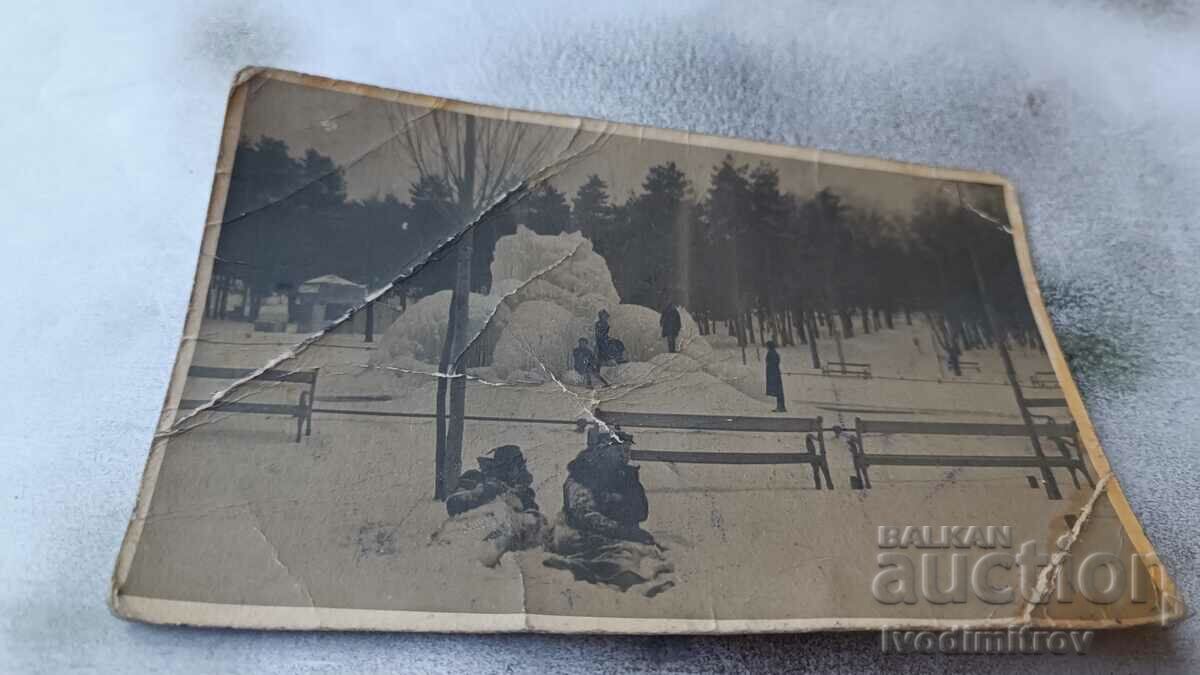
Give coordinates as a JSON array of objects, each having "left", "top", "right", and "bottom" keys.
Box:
[
  {"left": 1023, "top": 397, "right": 1067, "bottom": 409},
  {"left": 1030, "top": 371, "right": 1059, "bottom": 388},
  {"left": 955, "top": 360, "right": 982, "bottom": 373},
  {"left": 593, "top": 410, "right": 834, "bottom": 490},
  {"left": 1022, "top": 396, "right": 1071, "bottom": 427},
  {"left": 821, "top": 361, "right": 872, "bottom": 378},
  {"left": 846, "top": 418, "right": 1093, "bottom": 500},
  {"left": 178, "top": 366, "right": 319, "bottom": 442}
]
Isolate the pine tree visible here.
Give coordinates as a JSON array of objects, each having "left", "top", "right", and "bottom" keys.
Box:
[
  {"left": 517, "top": 183, "right": 571, "bottom": 235},
  {"left": 703, "top": 155, "right": 752, "bottom": 355},
  {"left": 620, "top": 162, "right": 692, "bottom": 308},
  {"left": 571, "top": 174, "right": 611, "bottom": 241}
]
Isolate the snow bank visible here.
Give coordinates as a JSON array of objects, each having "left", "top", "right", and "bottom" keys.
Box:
[
  {"left": 607, "top": 304, "right": 703, "bottom": 362},
  {"left": 597, "top": 352, "right": 766, "bottom": 411},
  {"left": 492, "top": 300, "right": 589, "bottom": 381},
  {"left": 371, "top": 289, "right": 504, "bottom": 366}
]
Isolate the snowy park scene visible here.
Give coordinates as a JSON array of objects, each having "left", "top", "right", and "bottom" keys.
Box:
[{"left": 114, "top": 73, "right": 1169, "bottom": 631}]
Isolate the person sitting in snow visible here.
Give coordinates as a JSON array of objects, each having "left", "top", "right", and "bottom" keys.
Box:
[
  {"left": 435, "top": 445, "right": 546, "bottom": 567},
  {"left": 445, "top": 469, "right": 492, "bottom": 516},
  {"left": 607, "top": 337, "right": 627, "bottom": 364},
  {"left": 543, "top": 427, "right": 674, "bottom": 596},
  {"left": 572, "top": 337, "right": 596, "bottom": 387},
  {"left": 445, "top": 445, "right": 540, "bottom": 517}
]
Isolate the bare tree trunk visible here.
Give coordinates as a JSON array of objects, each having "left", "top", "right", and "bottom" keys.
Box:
[
  {"left": 249, "top": 289, "right": 262, "bottom": 322},
  {"left": 737, "top": 315, "right": 747, "bottom": 365},
  {"left": 928, "top": 320, "right": 946, "bottom": 380},
  {"left": 218, "top": 279, "right": 230, "bottom": 319},
  {"left": 832, "top": 313, "right": 846, "bottom": 373},
  {"left": 806, "top": 311, "right": 821, "bottom": 369},
  {"left": 440, "top": 115, "right": 477, "bottom": 499},
  {"left": 206, "top": 279, "right": 218, "bottom": 319},
  {"left": 444, "top": 233, "right": 473, "bottom": 493},
  {"left": 433, "top": 304, "right": 456, "bottom": 499}
]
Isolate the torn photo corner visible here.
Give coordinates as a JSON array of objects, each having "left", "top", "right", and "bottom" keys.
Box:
[{"left": 110, "top": 67, "right": 1184, "bottom": 634}]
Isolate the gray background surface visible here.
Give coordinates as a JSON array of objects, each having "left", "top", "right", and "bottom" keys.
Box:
[{"left": 1, "top": 1, "right": 1196, "bottom": 672}]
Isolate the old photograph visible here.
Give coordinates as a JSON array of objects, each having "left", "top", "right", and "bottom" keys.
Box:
[{"left": 111, "top": 69, "right": 1179, "bottom": 633}]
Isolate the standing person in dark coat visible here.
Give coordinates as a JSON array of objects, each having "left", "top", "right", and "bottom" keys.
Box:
[
  {"left": 594, "top": 309, "right": 612, "bottom": 364},
  {"left": 660, "top": 303, "right": 682, "bottom": 353},
  {"left": 765, "top": 341, "right": 786, "bottom": 412}
]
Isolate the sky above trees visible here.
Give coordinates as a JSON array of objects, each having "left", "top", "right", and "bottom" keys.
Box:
[{"left": 237, "top": 78, "right": 973, "bottom": 219}]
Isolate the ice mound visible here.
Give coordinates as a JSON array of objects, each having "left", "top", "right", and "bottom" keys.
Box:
[
  {"left": 490, "top": 226, "right": 619, "bottom": 304},
  {"left": 371, "top": 225, "right": 720, "bottom": 383},
  {"left": 491, "top": 300, "right": 591, "bottom": 380},
  {"left": 372, "top": 289, "right": 506, "bottom": 366},
  {"left": 483, "top": 227, "right": 619, "bottom": 345},
  {"left": 500, "top": 277, "right": 613, "bottom": 326},
  {"left": 599, "top": 360, "right": 660, "bottom": 384}
]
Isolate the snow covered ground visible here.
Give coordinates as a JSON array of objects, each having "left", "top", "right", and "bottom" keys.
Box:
[
  {"left": 124, "top": 287, "right": 1147, "bottom": 625},
  {"left": 121, "top": 224, "right": 1150, "bottom": 624}
]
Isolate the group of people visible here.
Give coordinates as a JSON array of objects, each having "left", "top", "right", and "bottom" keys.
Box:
[
  {"left": 569, "top": 303, "right": 788, "bottom": 413},
  {"left": 570, "top": 303, "right": 685, "bottom": 388},
  {"left": 439, "top": 427, "right": 675, "bottom": 596},
  {"left": 571, "top": 309, "right": 626, "bottom": 387}
]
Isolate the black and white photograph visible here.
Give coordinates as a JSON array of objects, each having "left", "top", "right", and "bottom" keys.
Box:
[{"left": 111, "top": 70, "right": 1176, "bottom": 632}]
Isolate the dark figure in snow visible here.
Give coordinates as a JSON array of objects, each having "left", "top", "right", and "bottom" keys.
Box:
[
  {"left": 594, "top": 309, "right": 627, "bottom": 365},
  {"left": 445, "top": 445, "right": 539, "bottom": 517},
  {"left": 946, "top": 344, "right": 962, "bottom": 377},
  {"left": 660, "top": 302, "right": 682, "bottom": 353},
  {"left": 607, "top": 337, "right": 627, "bottom": 364},
  {"left": 594, "top": 309, "right": 612, "bottom": 363},
  {"left": 436, "top": 444, "right": 546, "bottom": 567},
  {"left": 572, "top": 338, "right": 596, "bottom": 387},
  {"left": 544, "top": 427, "right": 674, "bottom": 596},
  {"left": 765, "top": 341, "right": 786, "bottom": 412}
]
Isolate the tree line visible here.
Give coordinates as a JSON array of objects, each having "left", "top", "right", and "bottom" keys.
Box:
[
  {"left": 213, "top": 135, "right": 586, "bottom": 320},
  {"left": 214, "top": 136, "right": 1041, "bottom": 374},
  {"left": 587, "top": 156, "right": 1043, "bottom": 371}
]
